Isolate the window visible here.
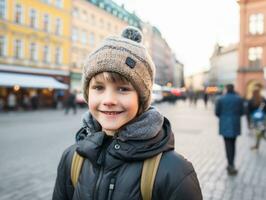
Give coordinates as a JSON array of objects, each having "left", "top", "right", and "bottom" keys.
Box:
[
  {"left": 43, "top": 45, "right": 50, "bottom": 63},
  {"left": 0, "top": 36, "right": 6, "bottom": 56},
  {"left": 82, "top": 10, "right": 87, "bottom": 21},
  {"left": 55, "top": 47, "right": 62, "bottom": 64},
  {"left": 43, "top": 14, "right": 50, "bottom": 32},
  {"left": 29, "top": 42, "right": 37, "bottom": 61},
  {"left": 100, "top": 18, "right": 104, "bottom": 28},
  {"left": 72, "top": 7, "right": 79, "bottom": 17},
  {"left": 249, "top": 13, "right": 264, "bottom": 35},
  {"left": 29, "top": 9, "right": 37, "bottom": 28},
  {"left": 14, "top": 39, "right": 22, "bottom": 59},
  {"left": 0, "top": 0, "right": 6, "bottom": 19},
  {"left": 42, "top": 0, "right": 50, "bottom": 3},
  {"left": 99, "top": 2, "right": 104, "bottom": 8},
  {"left": 89, "top": 32, "right": 95, "bottom": 47},
  {"left": 72, "top": 28, "right": 78, "bottom": 41},
  {"left": 81, "top": 30, "right": 87, "bottom": 44},
  {"left": 107, "top": 22, "right": 111, "bottom": 31},
  {"left": 91, "top": 14, "right": 95, "bottom": 25},
  {"left": 55, "top": 18, "right": 62, "bottom": 35},
  {"left": 55, "top": 0, "right": 62, "bottom": 8},
  {"left": 248, "top": 47, "right": 263, "bottom": 68},
  {"left": 15, "top": 4, "right": 23, "bottom": 24},
  {"left": 112, "top": 10, "right": 117, "bottom": 16}
]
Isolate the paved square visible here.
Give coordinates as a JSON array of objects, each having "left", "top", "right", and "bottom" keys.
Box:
[{"left": 0, "top": 101, "right": 265, "bottom": 200}]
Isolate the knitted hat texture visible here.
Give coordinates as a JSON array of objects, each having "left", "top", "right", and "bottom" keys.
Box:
[{"left": 82, "top": 26, "right": 156, "bottom": 112}]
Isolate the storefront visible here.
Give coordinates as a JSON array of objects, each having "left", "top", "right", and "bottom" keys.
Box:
[{"left": 0, "top": 72, "right": 69, "bottom": 110}]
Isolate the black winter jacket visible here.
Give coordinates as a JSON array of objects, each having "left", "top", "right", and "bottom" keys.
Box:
[{"left": 53, "top": 108, "right": 202, "bottom": 200}]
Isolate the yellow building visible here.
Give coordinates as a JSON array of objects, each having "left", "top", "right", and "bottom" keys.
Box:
[
  {"left": 70, "top": 0, "right": 141, "bottom": 91},
  {"left": 0, "top": 0, "right": 71, "bottom": 109}
]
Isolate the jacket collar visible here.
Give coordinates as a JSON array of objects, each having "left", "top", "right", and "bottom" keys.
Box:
[
  {"left": 76, "top": 107, "right": 174, "bottom": 167},
  {"left": 81, "top": 106, "right": 164, "bottom": 141}
]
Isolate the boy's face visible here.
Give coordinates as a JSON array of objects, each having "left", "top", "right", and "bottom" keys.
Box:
[{"left": 88, "top": 76, "right": 139, "bottom": 136}]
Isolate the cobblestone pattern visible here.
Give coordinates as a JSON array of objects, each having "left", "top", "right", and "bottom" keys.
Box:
[
  {"left": 0, "top": 102, "right": 266, "bottom": 200},
  {"left": 158, "top": 101, "right": 266, "bottom": 200}
]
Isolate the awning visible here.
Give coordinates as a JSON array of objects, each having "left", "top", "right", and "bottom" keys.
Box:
[{"left": 0, "top": 72, "right": 69, "bottom": 89}]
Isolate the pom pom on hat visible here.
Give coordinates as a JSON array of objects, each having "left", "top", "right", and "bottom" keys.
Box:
[
  {"left": 82, "top": 26, "right": 156, "bottom": 114},
  {"left": 121, "top": 26, "right": 143, "bottom": 43}
]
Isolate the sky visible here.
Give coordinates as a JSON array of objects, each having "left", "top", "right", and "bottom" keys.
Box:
[{"left": 113, "top": 0, "right": 240, "bottom": 76}]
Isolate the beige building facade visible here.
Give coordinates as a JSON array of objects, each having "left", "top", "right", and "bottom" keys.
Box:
[
  {"left": 70, "top": 0, "right": 141, "bottom": 91},
  {"left": 0, "top": 0, "right": 72, "bottom": 109},
  {"left": 236, "top": 0, "right": 266, "bottom": 98},
  {"left": 142, "top": 23, "right": 180, "bottom": 87},
  {"left": 209, "top": 43, "right": 239, "bottom": 88}
]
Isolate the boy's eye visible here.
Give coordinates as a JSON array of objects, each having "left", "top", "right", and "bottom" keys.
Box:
[
  {"left": 91, "top": 85, "right": 104, "bottom": 90},
  {"left": 118, "top": 87, "right": 130, "bottom": 92}
]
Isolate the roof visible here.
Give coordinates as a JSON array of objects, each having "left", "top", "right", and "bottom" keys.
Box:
[
  {"left": 0, "top": 72, "right": 68, "bottom": 89},
  {"left": 87, "top": 0, "right": 142, "bottom": 28}
]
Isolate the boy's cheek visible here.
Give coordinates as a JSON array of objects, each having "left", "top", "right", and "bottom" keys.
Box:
[{"left": 87, "top": 98, "right": 95, "bottom": 110}]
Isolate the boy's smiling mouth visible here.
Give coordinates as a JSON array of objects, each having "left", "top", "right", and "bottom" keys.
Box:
[{"left": 99, "top": 110, "right": 124, "bottom": 115}]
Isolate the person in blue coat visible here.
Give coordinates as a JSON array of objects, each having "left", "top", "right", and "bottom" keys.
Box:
[{"left": 215, "top": 84, "right": 244, "bottom": 175}]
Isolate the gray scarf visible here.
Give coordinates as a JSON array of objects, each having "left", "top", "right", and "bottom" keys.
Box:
[{"left": 82, "top": 106, "right": 164, "bottom": 141}]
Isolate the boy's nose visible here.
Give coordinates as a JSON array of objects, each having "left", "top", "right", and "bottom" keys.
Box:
[{"left": 102, "top": 91, "right": 117, "bottom": 106}]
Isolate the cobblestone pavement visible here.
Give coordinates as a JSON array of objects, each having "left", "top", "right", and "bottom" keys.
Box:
[{"left": 0, "top": 101, "right": 266, "bottom": 200}]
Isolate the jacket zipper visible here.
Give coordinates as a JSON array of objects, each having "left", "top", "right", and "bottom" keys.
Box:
[
  {"left": 93, "top": 165, "right": 104, "bottom": 200},
  {"left": 92, "top": 138, "right": 111, "bottom": 200},
  {"left": 107, "top": 177, "right": 116, "bottom": 200}
]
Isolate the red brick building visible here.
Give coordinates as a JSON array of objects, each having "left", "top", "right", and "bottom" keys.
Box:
[{"left": 236, "top": 0, "right": 266, "bottom": 98}]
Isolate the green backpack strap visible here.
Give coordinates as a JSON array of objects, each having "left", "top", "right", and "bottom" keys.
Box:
[
  {"left": 141, "top": 152, "right": 163, "bottom": 200},
  {"left": 71, "top": 151, "right": 163, "bottom": 200},
  {"left": 71, "top": 151, "right": 84, "bottom": 187}
]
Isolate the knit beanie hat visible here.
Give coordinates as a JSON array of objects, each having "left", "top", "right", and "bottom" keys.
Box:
[{"left": 82, "top": 26, "right": 156, "bottom": 113}]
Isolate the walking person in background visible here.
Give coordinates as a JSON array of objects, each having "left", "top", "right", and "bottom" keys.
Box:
[
  {"left": 192, "top": 91, "right": 199, "bottom": 107},
  {"left": 0, "top": 96, "right": 4, "bottom": 112},
  {"left": 247, "top": 85, "right": 266, "bottom": 150},
  {"left": 187, "top": 88, "right": 194, "bottom": 106},
  {"left": 64, "top": 90, "right": 77, "bottom": 115},
  {"left": 7, "top": 92, "right": 17, "bottom": 111},
  {"left": 30, "top": 93, "right": 39, "bottom": 110},
  {"left": 53, "top": 27, "right": 202, "bottom": 200},
  {"left": 215, "top": 84, "right": 244, "bottom": 175},
  {"left": 22, "top": 94, "right": 30, "bottom": 110},
  {"left": 203, "top": 90, "right": 209, "bottom": 108}
]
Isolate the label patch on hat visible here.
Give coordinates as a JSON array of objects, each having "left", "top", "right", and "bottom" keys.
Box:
[{"left": 125, "top": 57, "right": 136, "bottom": 68}]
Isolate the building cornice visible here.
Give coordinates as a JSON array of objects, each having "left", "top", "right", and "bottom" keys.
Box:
[
  {"left": 237, "top": 66, "right": 263, "bottom": 73},
  {"left": 0, "top": 64, "right": 69, "bottom": 76},
  {"left": 86, "top": 0, "right": 142, "bottom": 28}
]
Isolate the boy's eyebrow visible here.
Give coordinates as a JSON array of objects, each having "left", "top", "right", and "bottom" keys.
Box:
[
  {"left": 92, "top": 78, "right": 132, "bottom": 86},
  {"left": 90, "top": 79, "right": 104, "bottom": 84},
  {"left": 116, "top": 82, "right": 132, "bottom": 86}
]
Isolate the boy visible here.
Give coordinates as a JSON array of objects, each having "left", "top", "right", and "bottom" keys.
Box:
[{"left": 53, "top": 27, "right": 202, "bottom": 200}]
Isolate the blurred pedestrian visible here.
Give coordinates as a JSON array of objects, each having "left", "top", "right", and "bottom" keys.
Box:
[
  {"left": 187, "top": 88, "right": 194, "bottom": 106},
  {"left": 52, "top": 92, "right": 58, "bottom": 109},
  {"left": 53, "top": 27, "right": 202, "bottom": 200},
  {"left": 22, "top": 94, "right": 30, "bottom": 110},
  {"left": 0, "top": 96, "right": 4, "bottom": 112},
  {"left": 203, "top": 91, "right": 209, "bottom": 108},
  {"left": 30, "top": 94, "right": 38, "bottom": 110},
  {"left": 64, "top": 90, "right": 77, "bottom": 115},
  {"left": 7, "top": 92, "right": 17, "bottom": 111},
  {"left": 246, "top": 85, "right": 266, "bottom": 150},
  {"left": 193, "top": 91, "right": 199, "bottom": 107},
  {"left": 215, "top": 84, "right": 244, "bottom": 175}
]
